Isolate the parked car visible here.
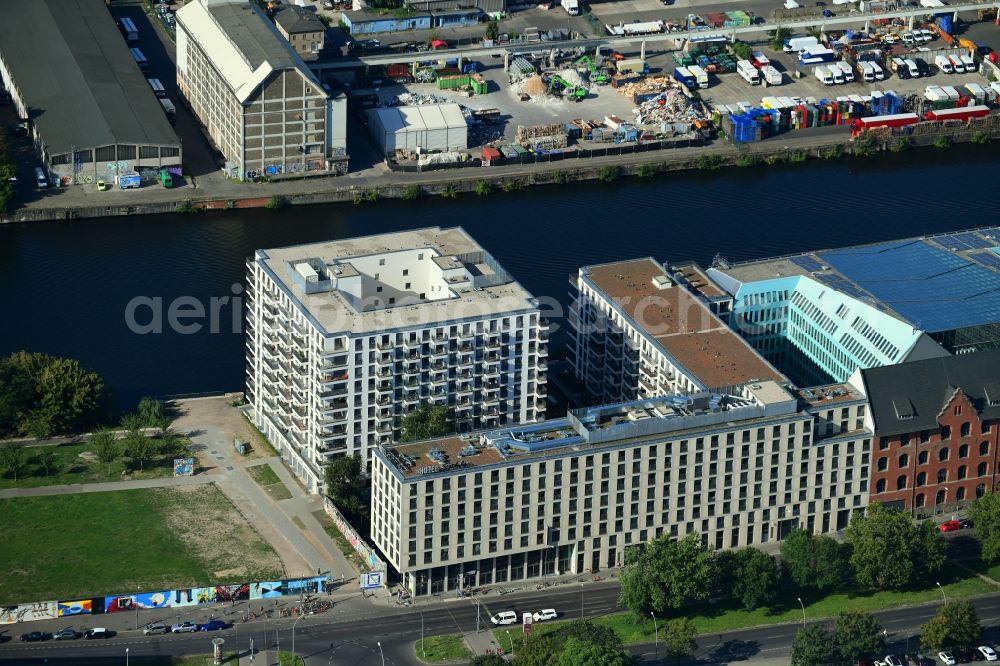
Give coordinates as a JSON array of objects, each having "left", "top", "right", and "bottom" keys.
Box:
[
  {"left": 938, "top": 519, "right": 961, "bottom": 533},
  {"left": 171, "top": 622, "right": 198, "bottom": 633},
  {"left": 978, "top": 646, "right": 998, "bottom": 661},
  {"left": 53, "top": 627, "right": 79, "bottom": 641},
  {"left": 198, "top": 620, "right": 227, "bottom": 632},
  {"left": 83, "top": 628, "right": 111, "bottom": 639},
  {"left": 8, "top": 123, "right": 27, "bottom": 137},
  {"left": 961, "top": 518, "right": 974, "bottom": 529},
  {"left": 490, "top": 611, "right": 518, "bottom": 626},
  {"left": 19, "top": 631, "right": 50, "bottom": 642},
  {"left": 939, "top": 652, "right": 957, "bottom": 665},
  {"left": 143, "top": 622, "right": 169, "bottom": 636},
  {"left": 96, "top": 179, "right": 107, "bottom": 191},
  {"left": 532, "top": 609, "right": 558, "bottom": 622}
]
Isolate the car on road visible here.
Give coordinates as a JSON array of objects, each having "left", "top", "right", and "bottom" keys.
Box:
[
  {"left": 171, "top": 621, "right": 198, "bottom": 633},
  {"left": 939, "top": 652, "right": 957, "bottom": 665},
  {"left": 96, "top": 179, "right": 107, "bottom": 191},
  {"left": 83, "top": 628, "right": 111, "bottom": 639},
  {"left": 490, "top": 611, "right": 518, "bottom": 626},
  {"left": 20, "top": 631, "right": 51, "bottom": 642},
  {"left": 53, "top": 627, "right": 79, "bottom": 641},
  {"left": 979, "top": 646, "right": 999, "bottom": 661},
  {"left": 143, "top": 622, "right": 169, "bottom": 636},
  {"left": 198, "top": 620, "right": 227, "bottom": 632},
  {"left": 938, "top": 519, "right": 961, "bottom": 532},
  {"left": 532, "top": 609, "right": 558, "bottom": 622}
]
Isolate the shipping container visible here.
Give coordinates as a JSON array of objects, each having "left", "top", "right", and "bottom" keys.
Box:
[
  {"left": 852, "top": 112, "right": 920, "bottom": 129},
  {"left": 482, "top": 146, "right": 502, "bottom": 162}
]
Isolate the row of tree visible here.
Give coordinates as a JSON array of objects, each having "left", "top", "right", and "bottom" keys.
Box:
[
  {"left": 0, "top": 397, "right": 183, "bottom": 481},
  {"left": 618, "top": 503, "right": 947, "bottom": 621},
  {"left": 0, "top": 127, "right": 14, "bottom": 213},
  {"left": 0, "top": 351, "right": 111, "bottom": 438}
]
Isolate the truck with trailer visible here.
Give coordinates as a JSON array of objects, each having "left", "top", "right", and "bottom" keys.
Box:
[
  {"left": 129, "top": 47, "right": 148, "bottom": 71},
  {"left": 616, "top": 58, "right": 649, "bottom": 75},
  {"left": 850, "top": 113, "right": 920, "bottom": 135},
  {"left": 749, "top": 51, "right": 770, "bottom": 68},
  {"left": 115, "top": 173, "right": 141, "bottom": 189},
  {"left": 146, "top": 78, "right": 167, "bottom": 98},
  {"left": 761, "top": 65, "right": 782, "bottom": 85},
  {"left": 924, "top": 105, "right": 991, "bottom": 122},
  {"left": 159, "top": 98, "right": 176, "bottom": 123},
  {"left": 783, "top": 36, "right": 819, "bottom": 53},
  {"left": 687, "top": 64, "right": 709, "bottom": 88},
  {"left": 673, "top": 66, "right": 697, "bottom": 89},
  {"left": 737, "top": 59, "right": 761, "bottom": 84},
  {"left": 119, "top": 17, "right": 138, "bottom": 42},
  {"left": 799, "top": 46, "right": 836, "bottom": 65},
  {"left": 561, "top": 0, "right": 579, "bottom": 16},
  {"left": 814, "top": 65, "right": 834, "bottom": 85}
]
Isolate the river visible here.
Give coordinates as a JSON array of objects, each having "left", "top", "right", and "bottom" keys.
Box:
[{"left": 2, "top": 146, "right": 997, "bottom": 407}]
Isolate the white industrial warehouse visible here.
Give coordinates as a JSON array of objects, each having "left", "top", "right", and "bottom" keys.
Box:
[{"left": 367, "top": 103, "right": 468, "bottom": 156}]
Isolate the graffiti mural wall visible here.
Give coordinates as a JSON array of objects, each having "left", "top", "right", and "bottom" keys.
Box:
[{"left": 0, "top": 575, "right": 329, "bottom": 625}]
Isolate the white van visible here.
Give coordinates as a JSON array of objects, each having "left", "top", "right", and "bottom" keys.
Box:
[
  {"left": 935, "top": 55, "right": 953, "bottom": 73},
  {"left": 858, "top": 61, "right": 877, "bottom": 82},
  {"left": 828, "top": 64, "right": 844, "bottom": 84},
  {"left": 870, "top": 62, "right": 885, "bottom": 80},
  {"left": 737, "top": 59, "right": 760, "bottom": 84},
  {"left": 34, "top": 166, "right": 48, "bottom": 189},
  {"left": 490, "top": 611, "right": 517, "bottom": 626},
  {"left": 903, "top": 58, "right": 920, "bottom": 78},
  {"left": 960, "top": 54, "right": 976, "bottom": 73},
  {"left": 147, "top": 78, "right": 166, "bottom": 98},
  {"left": 947, "top": 54, "right": 965, "bottom": 73}
]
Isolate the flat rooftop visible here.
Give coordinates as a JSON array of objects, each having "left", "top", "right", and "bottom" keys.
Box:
[
  {"left": 718, "top": 227, "right": 1000, "bottom": 334},
  {"left": 581, "top": 258, "right": 784, "bottom": 389},
  {"left": 258, "top": 227, "right": 538, "bottom": 335},
  {"left": 797, "top": 382, "right": 867, "bottom": 409},
  {"left": 0, "top": 0, "right": 180, "bottom": 155},
  {"left": 671, "top": 262, "right": 725, "bottom": 298},
  {"left": 381, "top": 382, "right": 799, "bottom": 479}
]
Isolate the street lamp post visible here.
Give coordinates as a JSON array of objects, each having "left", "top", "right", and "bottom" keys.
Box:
[
  {"left": 377, "top": 640, "right": 385, "bottom": 666},
  {"left": 126, "top": 647, "right": 130, "bottom": 666},
  {"left": 505, "top": 629, "right": 514, "bottom": 658},
  {"left": 580, "top": 582, "right": 584, "bottom": 620},
  {"left": 650, "top": 612, "right": 658, "bottom": 662},
  {"left": 420, "top": 609, "right": 426, "bottom": 658},
  {"left": 135, "top": 586, "right": 140, "bottom": 631},
  {"left": 291, "top": 614, "right": 305, "bottom": 664},
  {"left": 476, "top": 598, "right": 481, "bottom": 633},
  {"left": 937, "top": 582, "right": 947, "bottom": 603},
  {"left": 797, "top": 597, "right": 806, "bottom": 627}
]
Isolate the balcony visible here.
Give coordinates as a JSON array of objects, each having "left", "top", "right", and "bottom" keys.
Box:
[
  {"left": 323, "top": 354, "right": 348, "bottom": 368},
  {"left": 403, "top": 338, "right": 423, "bottom": 350},
  {"left": 321, "top": 372, "right": 349, "bottom": 387},
  {"left": 377, "top": 396, "right": 392, "bottom": 406},
  {"left": 320, "top": 385, "right": 349, "bottom": 398},
  {"left": 402, "top": 392, "right": 421, "bottom": 404},
  {"left": 376, "top": 353, "right": 395, "bottom": 368},
  {"left": 534, "top": 386, "right": 548, "bottom": 399},
  {"left": 430, "top": 345, "right": 449, "bottom": 359},
  {"left": 377, "top": 422, "right": 393, "bottom": 433},
  {"left": 377, "top": 381, "right": 393, "bottom": 392},
  {"left": 639, "top": 374, "right": 656, "bottom": 393},
  {"left": 430, "top": 373, "right": 448, "bottom": 386}
]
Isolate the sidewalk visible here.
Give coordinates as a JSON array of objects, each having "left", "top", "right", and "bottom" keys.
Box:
[{"left": 0, "top": 471, "right": 212, "bottom": 499}]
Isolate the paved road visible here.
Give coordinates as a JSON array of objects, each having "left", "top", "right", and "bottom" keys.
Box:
[{"left": 8, "top": 582, "right": 1000, "bottom": 665}]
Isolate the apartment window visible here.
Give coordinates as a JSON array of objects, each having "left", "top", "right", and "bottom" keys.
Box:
[
  {"left": 961, "top": 422, "right": 971, "bottom": 437},
  {"left": 937, "top": 469, "right": 948, "bottom": 483},
  {"left": 939, "top": 448, "right": 949, "bottom": 462},
  {"left": 898, "top": 454, "right": 909, "bottom": 468},
  {"left": 875, "top": 478, "right": 886, "bottom": 493},
  {"left": 896, "top": 476, "right": 906, "bottom": 491},
  {"left": 982, "top": 441, "right": 991, "bottom": 456},
  {"left": 919, "top": 451, "right": 929, "bottom": 465},
  {"left": 403, "top": 269, "right": 409, "bottom": 276},
  {"left": 916, "top": 472, "right": 926, "bottom": 487},
  {"left": 958, "top": 465, "right": 967, "bottom": 481},
  {"left": 877, "top": 457, "right": 888, "bottom": 472},
  {"left": 979, "top": 462, "right": 989, "bottom": 477},
  {"left": 916, "top": 493, "right": 925, "bottom": 508}
]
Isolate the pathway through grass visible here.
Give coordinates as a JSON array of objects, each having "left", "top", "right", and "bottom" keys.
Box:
[{"left": 246, "top": 463, "right": 292, "bottom": 500}]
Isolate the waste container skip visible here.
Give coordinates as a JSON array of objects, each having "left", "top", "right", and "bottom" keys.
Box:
[{"left": 234, "top": 438, "right": 248, "bottom": 455}]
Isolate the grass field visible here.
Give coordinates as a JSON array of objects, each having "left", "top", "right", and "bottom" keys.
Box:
[
  {"left": 246, "top": 463, "right": 292, "bottom": 500},
  {"left": 0, "top": 437, "right": 188, "bottom": 489},
  {"left": 489, "top": 566, "right": 995, "bottom": 647},
  {"left": 414, "top": 634, "right": 473, "bottom": 663},
  {"left": 0, "top": 484, "right": 284, "bottom": 605}
]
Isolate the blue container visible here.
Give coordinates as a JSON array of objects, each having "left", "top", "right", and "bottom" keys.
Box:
[
  {"left": 936, "top": 15, "right": 952, "bottom": 34},
  {"left": 462, "top": 62, "right": 479, "bottom": 73}
]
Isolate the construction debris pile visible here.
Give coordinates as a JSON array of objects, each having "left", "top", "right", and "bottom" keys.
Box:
[
  {"left": 615, "top": 76, "right": 674, "bottom": 104},
  {"left": 630, "top": 83, "right": 708, "bottom": 128},
  {"left": 417, "top": 152, "right": 472, "bottom": 167},
  {"left": 511, "top": 69, "right": 588, "bottom": 103},
  {"left": 393, "top": 92, "right": 451, "bottom": 106},
  {"left": 515, "top": 124, "right": 568, "bottom": 151}
]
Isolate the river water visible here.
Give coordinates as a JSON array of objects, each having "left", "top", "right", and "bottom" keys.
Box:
[{"left": 2, "top": 147, "right": 997, "bottom": 407}]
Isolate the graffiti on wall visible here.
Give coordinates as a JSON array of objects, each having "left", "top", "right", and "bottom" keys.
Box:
[
  {"left": 324, "top": 498, "right": 385, "bottom": 573},
  {"left": 1, "top": 576, "right": 329, "bottom": 625}
]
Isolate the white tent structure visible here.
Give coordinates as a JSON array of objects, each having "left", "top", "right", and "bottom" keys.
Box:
[{"left": 368, "top": 103, "right": 468, "bottom": 156}]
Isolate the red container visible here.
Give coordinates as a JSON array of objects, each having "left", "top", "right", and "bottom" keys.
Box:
[
  {"left": 482, "top": 146, "right": 502, "bottom": 162},
  {"left": 387, "top": 63, "right": 410, "bottom": 78},
  {"left": 924, "top": 105, "right": 991, "bottom": 122},
  {"left": 853, "top": 113, "right": 920, "bottom": 129}
]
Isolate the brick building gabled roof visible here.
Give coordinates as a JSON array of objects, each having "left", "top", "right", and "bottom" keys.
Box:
[{"left": 860, "top": 350, "right": 1000, "bottom": 437}]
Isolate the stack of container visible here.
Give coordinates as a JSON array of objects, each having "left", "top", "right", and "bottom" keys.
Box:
[
  {"left": 724, "top": 10, "right": 752, "bottom": 26},
  {"left": 703, "top": 12, "right": 729, "bottom": 27},
  {"left": 470, "top": 74, "right": 488, "bottom": 95},
  {"left": 438, "top": 74, "right": 472, "bottom": 90}
]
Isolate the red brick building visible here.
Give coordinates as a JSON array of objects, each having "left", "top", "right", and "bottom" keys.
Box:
[{"left": 859, "top": 351, "right": 1000, "bottom": 517}]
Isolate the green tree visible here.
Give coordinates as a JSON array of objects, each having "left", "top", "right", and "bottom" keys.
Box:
[
  {"left": 781, "top": 529, "right": 850, "bottom": 592},
  {"left": 914, "top": 519, "right": 947, "bottom": 580},
  {"left": 834, "top": 610, "right": 884, "bottom": 663},
  {"left": 324, "top": 454, "right": 364, "bottom": 519},
  {"left": 123, "top": 430, "right": 156, "bottom": 472},
  {"left": 91, "top": 429, "right": 121, "bottom": 476},
  {"left": 35, "top": 447, "right": 58, "bottom": 477},
  {"left": 120, "top": 412, "right": 146, "bottom": 434},
  {"left": 618, "top": 534, "right": 715, "bottom": 616},
  {"left": 10, "top": 352, "right": 109, "bottom": 437},
  {"left": 136, "top": 397, "right": 169, "bottom": 432},
  {"left": 485, "top": 19, "right": 500, "bottom": 41},
  {"left": 846, "top": 502, "right": 933, "bottom": 590},
  {"left": 400, "top": 402, "right": 450, "bottom": 442},
  {"left": 730, "top": 40, "right": 753, "bottom": 60},
  {"left": 970, "top": 490, "right": 1000, "bottom": 563},
  {"left": 770, "top": 26, "right": 792, "bottom": 51},
  {"left": 920, "top": 600, "right": 982, "bottom": 652},
  {"left": 157, "top": 427, "right": 187, "bottom": 457},
  {"left": 513, "top": 633, "right": 558, "bottom": 666},
  {"left": 791, "top": 624, "right": 835, "bottom": 666},
  {"left": 0, "top": 442, "right": 27, "bottom": 481},
  {"left": 728, "top": 547, "right": 781, "bottom": 611},
  {"left": 514, "top": 621, "right": 621, "bottom": 666},
  {"left": 557, "top": 636, "right": 631, "bottom": 666},
  {"left": 660, "top": 618, "right": 698, "bottom": 661},
  {"left": 470, "top": 656, "right": 508, "bottom": 666},
  {"left": 0, "top": 357, "right": 34, "bottom": 436}
]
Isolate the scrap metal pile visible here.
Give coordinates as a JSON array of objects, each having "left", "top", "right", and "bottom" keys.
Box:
[
  {"left": 393, "top": 92, "right": 451, "bottom": 106},
  {"left": 514, "top": 124, "right": 568, "bottom": 151},
  {"left": 625, "top": 80, "right": 708, "bottom": 127}
]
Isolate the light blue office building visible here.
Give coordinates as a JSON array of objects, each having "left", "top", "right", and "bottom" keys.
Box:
[{"left": 703, "top": 228, "right": 1000, "bottom": 387}]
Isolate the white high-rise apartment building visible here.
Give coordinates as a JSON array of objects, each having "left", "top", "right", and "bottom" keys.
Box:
[
  {"left": 370, "top": 380, "right": 872, "bottom": 596},
  {"left": 245, "top": 227, "right": 548, "bottom": 492}
]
